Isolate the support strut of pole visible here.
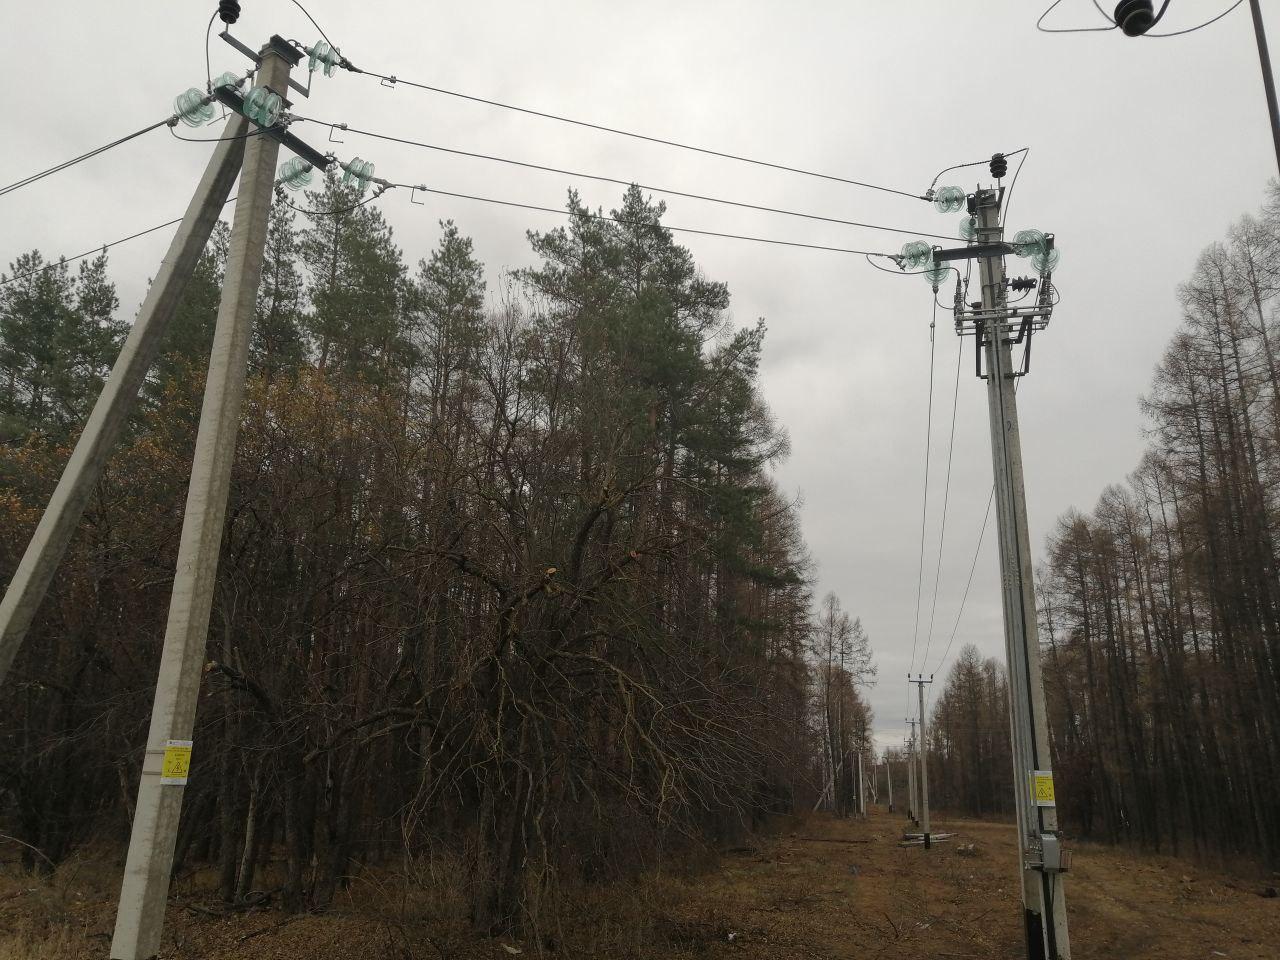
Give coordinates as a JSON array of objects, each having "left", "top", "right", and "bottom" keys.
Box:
[{"left": 0, "top": 119, "right": 249, "bottom": 688}]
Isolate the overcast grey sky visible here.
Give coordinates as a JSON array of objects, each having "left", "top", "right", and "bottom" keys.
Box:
[{"left": 2, "top": 0, "right": 1274, "bottom": 752}]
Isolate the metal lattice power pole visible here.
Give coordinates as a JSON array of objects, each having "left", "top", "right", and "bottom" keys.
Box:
[
  {"left": 913, "top": 676, "right": 933, "bottom": 848},
  {"left": 931, "top": 171, "right": 1070, "bottom": 959},
  {"left": 109, "top": 37, "right": 301, "bottom": 960},
  {"left": 0, "top": 116, "right": 249, "bottom": 687}
]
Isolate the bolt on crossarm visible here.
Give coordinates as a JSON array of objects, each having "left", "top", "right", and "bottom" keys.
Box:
[{"left": 934, "top": 177, "right": 1070, "bottom": 958}]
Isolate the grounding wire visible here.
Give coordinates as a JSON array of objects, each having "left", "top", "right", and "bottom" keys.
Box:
[
  {"left": 908, "top": 297, "right": 940, "bottom": 690},
  {"left": 290, "top": 0, "right": 340, "bottom": 50},
  {"left": 1000, "top": 147, "right": 1030, "bottom": 230},
  {"left": 930, "top": 484, "right": 994, "bottom": 680},
  {"left": 920, "top": 335, "right": 964, "bottom": 673},
  {"left": 297, "top": 118, "right": 962, "bottom": 242},
  {"left": 283, "top": 189, "right": 387, "bottom": 217},
  {"left": 0, "top": 117, "right": 177, "bottom": 200},
  {"left": 352, "top": 69, "right": 927, "bottom": 202},
  {"left": 205, "top": 9, "right": 217, "bottom": 93},
  {"left": 928, "top": 147, "right": 1028, "bottom": 193},
  {"left": 0, "top": 196, "right": 237, "bottom": 287},
  {"left": 928, "top": 365, "right": 1025, "bottom": 681},
  {"left": 1043, "top": 0, "right": 1241, "bottom": 36},
  {"left": 391, "top": 181, "right": 897, "bottom": 258},
  {"left": 1038, "top": 0, "right": 1118, "bottom": 32},
  {"left": 1146, "top": 0, "right": 1243, "bottom": 36},
  {"left": 167, "top": 123, "right": 272, "bottom": 143}
]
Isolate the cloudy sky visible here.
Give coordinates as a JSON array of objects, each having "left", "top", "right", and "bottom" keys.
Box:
[{"left": 3, "top": 1, "right": 1274, "bottom": 751}]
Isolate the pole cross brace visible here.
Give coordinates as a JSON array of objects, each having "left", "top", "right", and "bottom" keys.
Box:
[
  {"left": 933, "top": 241, "right": 1016, "bottom": 262},
  {"left": 212, "top": 87, "right": 334, "bottom": 171}
]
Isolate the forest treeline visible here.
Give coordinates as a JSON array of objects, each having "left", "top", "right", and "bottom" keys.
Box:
[
  {"left": 924, "top": 189, "right": 1280, "bottom": 868},
  {"left": 0, "top": 178, "right": 873, "bottom": 932}
]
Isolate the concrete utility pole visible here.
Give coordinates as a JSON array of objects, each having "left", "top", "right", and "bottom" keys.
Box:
[
  {"left": 929, "top": 175, "right": 1070, "bottom": 958},
  {"left": 973, "top": 186, "right": 1070, "bottom": 960},
  {"left": 906, "top": 721, "right": 918, "bottom": 823},
  {"left": 913, "top": 675, "right": 933, "bottom": 848},
  {"left": 887, "top": 754, "right": 895, "bottom": 813},
  {"left": 856, "top": 750, "right": 866, "bottom": 818},
  {"left": 109, "top": 37, "right": 301, "bottom": 960},
  {"left": 0, "top": 116, "right": 250, "bottom": 687}
]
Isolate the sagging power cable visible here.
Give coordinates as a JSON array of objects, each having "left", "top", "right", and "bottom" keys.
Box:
[
  {"left": 296, "top": 118, "right": 962, "bottom": 242},
  {"left": 347, "top": 67, "right": 929, "bottom": 202}
]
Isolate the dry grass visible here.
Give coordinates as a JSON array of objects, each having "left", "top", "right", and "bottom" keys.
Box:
[{"left": 1, "top": 813, "right": 1276, "bottom": 958}]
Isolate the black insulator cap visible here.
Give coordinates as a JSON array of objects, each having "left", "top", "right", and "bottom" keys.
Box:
[
  {"left": 990, "top": 153, "right": 1008, "bottom": 180},
  {"left": 1114, "top": 0, "right": 1155, "bottom": 36},
  {"left": 219, "top": 1, "right": 242, "bottom": 25}
]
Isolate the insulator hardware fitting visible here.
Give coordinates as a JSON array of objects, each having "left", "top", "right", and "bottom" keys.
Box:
[
  {"left": 174, "top": 88, "right": 216, "bottom": 127},
  {"left": 341, "top": 158, "right": 376, "bottom": 196},
  {"left": 243, "top": 85, "right": 283, "bottom": 128},
  {"left": 218, "top": 1, "right": 241, "bottom": 25},
  {"left": 306, "top": 40, "right": 341, "bottom": 78},
  {"left": 990, "top": 152, "right": 1007, "bottom": 179},
  {"left": 933, "top": 186, "right": 966, "bottom": 214},
  {"left": 278, "top": 157, "right": 314, "bottom": 191}
]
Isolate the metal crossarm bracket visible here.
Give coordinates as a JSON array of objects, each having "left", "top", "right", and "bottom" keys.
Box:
[
  {"left": 221, "top": 31, "right": 312, "bottom": 98},
  {"left": 212, "top": 87, "right": 333, "bottom": 170}
]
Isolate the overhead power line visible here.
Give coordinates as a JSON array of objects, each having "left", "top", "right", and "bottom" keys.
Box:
[
  {"left": 388, "top": 181, "right": 896, "bottom": 257},
  {"left": 0, "top": 197, "right": 237, "bottom": 286},
  {"left": 350, "top": 67, "right": 928, "bottom": 202},
  {"left": 0, "top": 117, "right": 176, "bottom": 200},
  {"left": 299, "top": 117, "right": 962, "bottom": 242}
]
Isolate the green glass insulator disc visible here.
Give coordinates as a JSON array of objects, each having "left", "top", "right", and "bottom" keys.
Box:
[
  {"left": 933, "top": 186, "right": 966, "bottom": 214},
  {"left": 900, "top": 240, "right": 933, "bottom": 272}
]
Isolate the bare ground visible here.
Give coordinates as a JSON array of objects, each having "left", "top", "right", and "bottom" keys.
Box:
[{"left": 1, "top": 810, "right": 1276, "bottom": 959}]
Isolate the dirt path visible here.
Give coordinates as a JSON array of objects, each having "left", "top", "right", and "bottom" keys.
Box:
[
  {"left": 661, "top": 810, "right": 1279, "bottom": 959},
  {"left": 2, "top": 810, "right": 1276, "bottom": 958}
]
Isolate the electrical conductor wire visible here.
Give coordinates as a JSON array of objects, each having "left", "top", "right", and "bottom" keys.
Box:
[
  {"left": 299, "top": 118, "right": 962, "bottom": 241},
  {"left": 354, "top": 69, "right": 927, "bottom": 201},
  {"left": 0, "top": 118, "right": 175, "bottom": 199},
  {"left": 0, "top": 196, "right": 237, "bottom": 287},
  {"left": 393, "top": 181, "right": 897, "bottom": 257}
]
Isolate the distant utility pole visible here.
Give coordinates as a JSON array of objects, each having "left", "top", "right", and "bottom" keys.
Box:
[
  {"left": 912, "top": 675, "right": 933, "bottom": 848},
  {"left": 856, "top": 750, "right": 866, "bottom": 818},
  {"left": 109, "top": 36, "right": 310, "bottom": 960},
  {"left": 930, "top": 162, "right": 1070, "bottom": 959},
  {"left": 906, "top": 720, "right": 918, "bottom": 824},
  {"left": 886, "top": 754, "right": 895, "bottom": 813}
]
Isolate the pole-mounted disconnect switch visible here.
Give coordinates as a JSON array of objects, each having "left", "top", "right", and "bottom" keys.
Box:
[{"left": 1035, "top": 833, "right": 1070, "bottom": 874}]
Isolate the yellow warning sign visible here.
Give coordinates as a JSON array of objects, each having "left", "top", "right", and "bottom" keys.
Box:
[
  {"left": 160, "top": 740, "right": 192, "bottom": 785},
  {"left": 1032, "top": 771, "right": 1056, "bottom": 807}
]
